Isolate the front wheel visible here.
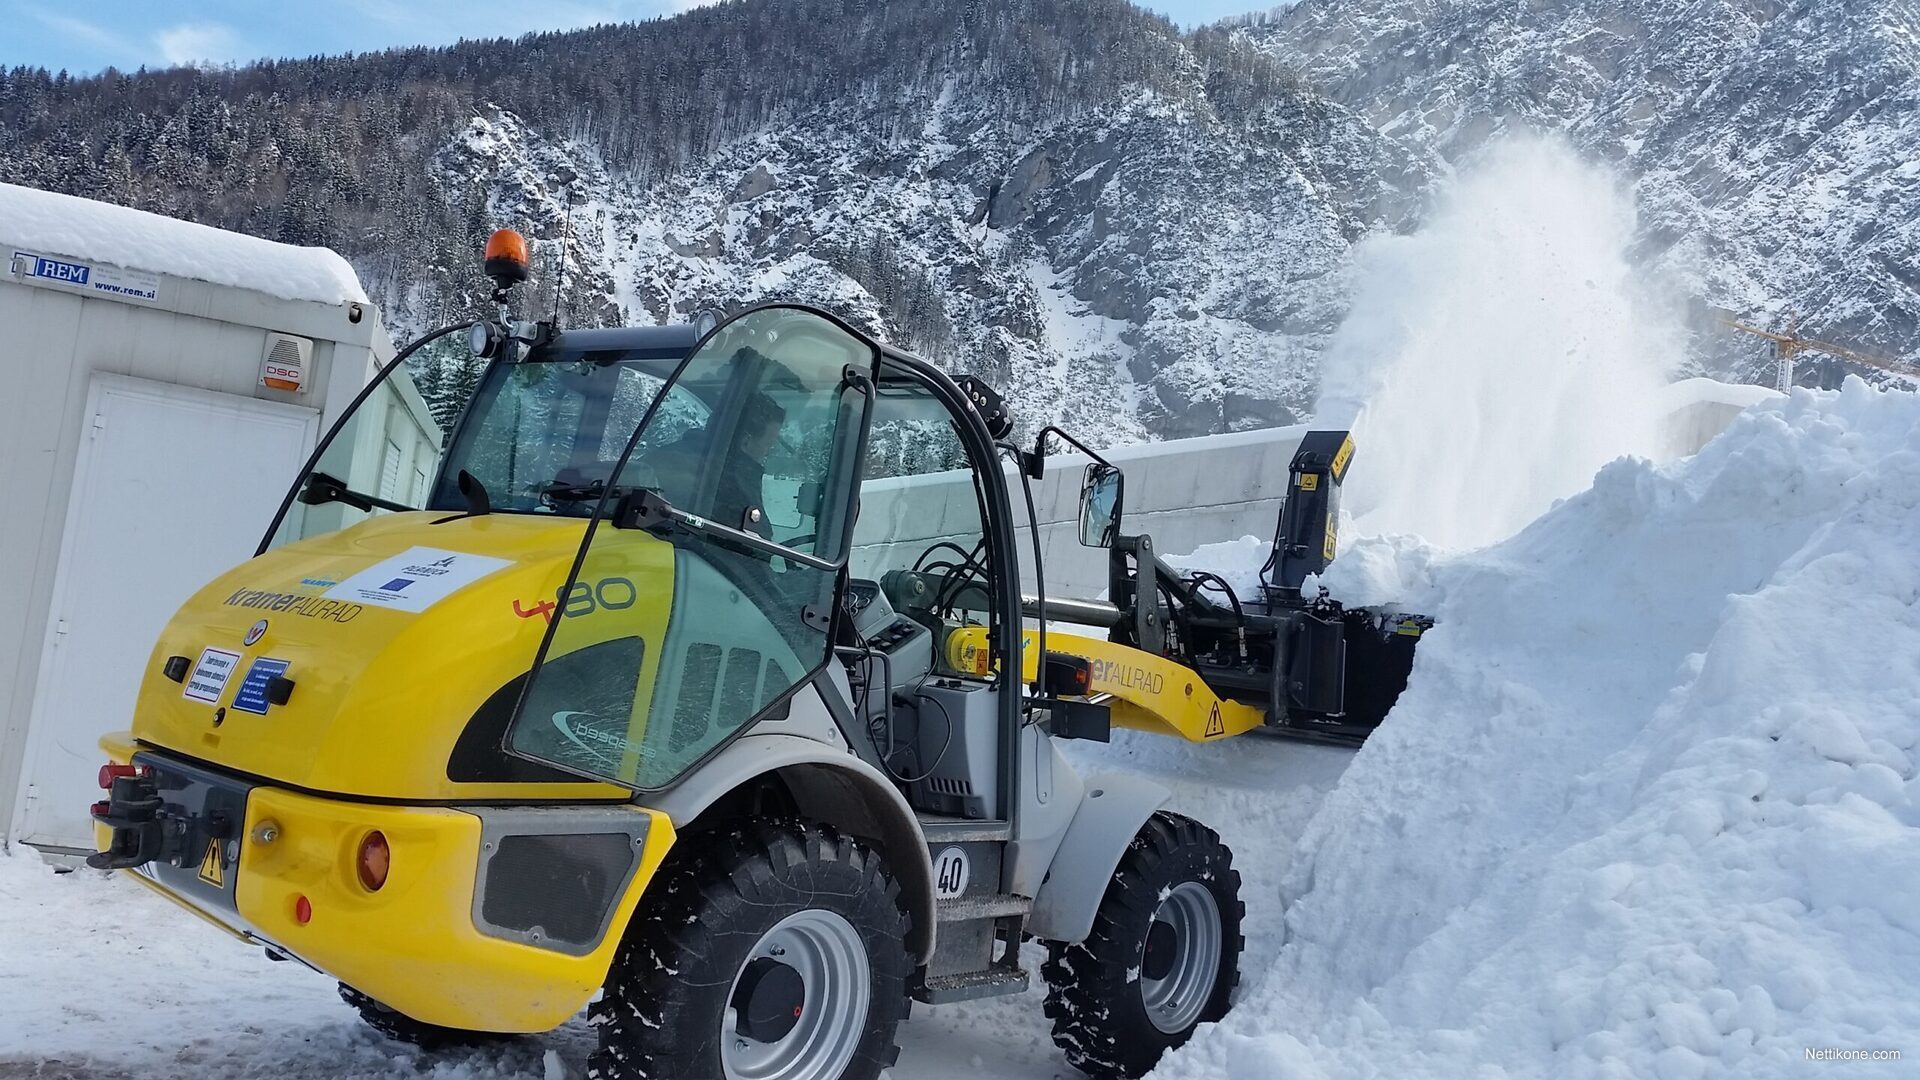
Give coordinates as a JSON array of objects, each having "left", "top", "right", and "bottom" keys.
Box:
[
  {"left": 1041, "top": 811, "right": 1244, "bottom": 1079},
  {"left": 588, "top": 819, "right": 913, "bottom": 1080}
]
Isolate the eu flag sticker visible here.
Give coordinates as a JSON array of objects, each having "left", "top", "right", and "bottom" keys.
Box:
[{"left": 231, "top": 657, "right": 291, "bottom": 715}]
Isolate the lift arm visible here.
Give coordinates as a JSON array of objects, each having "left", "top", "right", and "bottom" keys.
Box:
[{"left": 942, "top": 625, "right": 1267, "bottom": 743}]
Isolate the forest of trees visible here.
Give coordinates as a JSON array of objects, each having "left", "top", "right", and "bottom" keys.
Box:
[{"left": 0, "top": 0, "right": 1298, "bottom": 327}]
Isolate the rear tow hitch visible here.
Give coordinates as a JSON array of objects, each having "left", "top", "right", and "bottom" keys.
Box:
[{"left": 87, "top": 767, "right": 188, "bottom": 870}]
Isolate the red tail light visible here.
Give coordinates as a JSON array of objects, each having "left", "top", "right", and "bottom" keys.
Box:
[
  {"left": 293, "top": 895, "right": 312, "bottom": 925},
  {"left": 98, "top": 763, "right": 151, "bottom": 788},
  {"left": 356, "top": 831, "right": 390, "bottom": 892}
]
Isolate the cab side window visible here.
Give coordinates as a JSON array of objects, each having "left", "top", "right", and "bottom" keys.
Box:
[{"left": 853, "top": 384, "right": 993, "bottom": 651}]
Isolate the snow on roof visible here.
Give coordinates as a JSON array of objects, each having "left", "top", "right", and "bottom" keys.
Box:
[{"left": 0, "top": 182, "right": 367, "bottom": 306}]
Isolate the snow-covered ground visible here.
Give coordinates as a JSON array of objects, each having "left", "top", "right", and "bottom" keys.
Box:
[
  {"left": 7, "top": 380, "right": 1917, "bottom": 1079},
  {"left": 0, "top": 733, "right": 1353, "bottom": 1079}
]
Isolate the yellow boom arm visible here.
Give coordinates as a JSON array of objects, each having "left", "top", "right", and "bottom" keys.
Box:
[{"left": 944, "top": 625, "right": 1267, "bottom": 743}]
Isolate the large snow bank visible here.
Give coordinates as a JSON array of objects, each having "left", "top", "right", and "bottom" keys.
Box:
[
  {"left": 0, "top": 182, "right": 367, "bottom": 306},
  {"left": 1159, "top": 379, "right": 1920, "bottom": 1079}
]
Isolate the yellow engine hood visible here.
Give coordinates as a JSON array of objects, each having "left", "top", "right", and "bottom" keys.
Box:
[{"left": 131, "top": 512, "right": 659, "bottom": 800}]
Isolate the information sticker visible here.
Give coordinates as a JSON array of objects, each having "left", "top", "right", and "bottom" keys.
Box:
[
  {"left": 324, "top": 546, "right": 513, "bottom": 614},
  {"left": 183, "top": 647, "right": 243, "bottom": 704}
]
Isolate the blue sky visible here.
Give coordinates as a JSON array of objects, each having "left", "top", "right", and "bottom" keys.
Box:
[{"left": 0, "top": 1, "right": 1278, "bottom": 75}]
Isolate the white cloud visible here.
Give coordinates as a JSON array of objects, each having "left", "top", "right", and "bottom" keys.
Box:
[
  {"left": 22, "top": 7, "right": 141, "bottom": 63},
  {"left": 341, "top": 0, "right": 713, "bottom": 42},
  {"left": 155, "top": 23, "right": 245, "bottom": 68}
]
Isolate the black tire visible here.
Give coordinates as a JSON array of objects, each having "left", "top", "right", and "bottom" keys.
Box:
[
  {"left": 587, "top": 818, "right": 913, "bottom": 1080},
  {"left": 1041, "top": 811, "right": 1244, "bottom": 1080},
  {"left": 338, "top": 983, "right": 516, "bottom": 1048}
]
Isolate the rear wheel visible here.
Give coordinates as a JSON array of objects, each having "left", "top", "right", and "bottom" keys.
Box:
[
  {"left": 1041, "top": 811, "right": 1243, "bottom": 1079},
  {"left": 588, "top": 819, "right": 913, "bottom": 1080},
  {"left": 338, "top": 984, "right": 516, "bottom": 1048}
]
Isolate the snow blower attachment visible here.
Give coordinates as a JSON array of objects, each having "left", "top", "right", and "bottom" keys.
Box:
[
  {"left": 1257, "top": 432, "right": 1432, "bottom": 742},
  {"left": 997, "top": 428, "right": 1432, "bottom": 747}
]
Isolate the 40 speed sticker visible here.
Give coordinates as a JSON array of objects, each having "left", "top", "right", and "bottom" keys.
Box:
[{"left": 933, "top": 847, "right": 970, "bottom": 900}]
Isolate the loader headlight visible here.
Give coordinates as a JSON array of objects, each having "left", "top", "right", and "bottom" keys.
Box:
[
  {"left": 356, "top": 830, "right": 391, "bottom": 892},
  {"left": 469, "top": 320, "right": 503, "bottom": 358}
]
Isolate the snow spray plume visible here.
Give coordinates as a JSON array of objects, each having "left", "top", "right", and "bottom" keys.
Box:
[{"left": 1314, "top": 138, "right": 1681, "bottom": 550}]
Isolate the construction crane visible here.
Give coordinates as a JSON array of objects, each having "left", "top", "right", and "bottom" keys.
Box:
[{"left": 1722, "top": 318, "right": 1920, "bottom": 391}]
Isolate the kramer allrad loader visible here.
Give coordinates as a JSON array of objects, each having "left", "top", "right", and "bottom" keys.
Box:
[{"left": 88, "top": 231, "right": 1423, "bottom": 1080}]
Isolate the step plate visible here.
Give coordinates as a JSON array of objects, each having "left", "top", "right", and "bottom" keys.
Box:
[{"left": 914, "top": 967, "right": 1030, "bottom": 1005}]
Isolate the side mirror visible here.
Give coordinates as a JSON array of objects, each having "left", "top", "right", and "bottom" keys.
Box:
[{"left": 1078, "top": 463, "right": 1124, "bottom": 548}]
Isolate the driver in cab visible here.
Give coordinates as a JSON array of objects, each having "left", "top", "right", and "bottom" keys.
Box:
[{"left": 654, "top": 392, "right": 785, "bottom": 537}]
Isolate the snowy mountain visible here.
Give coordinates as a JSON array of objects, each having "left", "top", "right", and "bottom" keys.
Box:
[
  {"left": 6, "top": 0, "right": 1912, "bottom": 431},
  {"left": 433, "top": 83, "right": 1416, "bottom": 439},
  {"left": 1242, "top": 0, "right": 1920, "bottom": 385},
  {"left": 0, "top": 0, "right": 1423, "bottom": 441},
  {"left": 413, "top": 9, "right": 1433, "bottom": 440}
]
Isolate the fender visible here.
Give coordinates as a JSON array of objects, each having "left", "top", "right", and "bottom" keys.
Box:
[
  {"left": 1025, "top": 773, "right": 1170, "bottom": 944},
  {"left": 646, "top": 730, "right": 937, "bottom": 962}
]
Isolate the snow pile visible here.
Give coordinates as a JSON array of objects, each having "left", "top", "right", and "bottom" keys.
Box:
[
  {"left": 1159, "top": 379, "right": 1920, "bottom": 1079},
  {"left": 1314, "top": 139, "right": 1681, "bottom": 549},
  {"left": 0, "top": 182, "right": 367, "bottom": 306}
]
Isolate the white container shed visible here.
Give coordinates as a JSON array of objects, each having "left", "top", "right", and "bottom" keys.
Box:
[{"left": 0, "top": 182, "right": 432, "bottom": 855}]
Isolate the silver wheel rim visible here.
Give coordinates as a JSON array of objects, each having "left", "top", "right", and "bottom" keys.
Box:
[
  {"left": 1141, "top": 881, "right": 1223, "bottom": 1035},
  {"left": 721, "top": 908, "right": 871, "bottom": 1080}
]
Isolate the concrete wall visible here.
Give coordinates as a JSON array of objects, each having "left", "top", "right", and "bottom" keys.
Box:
[
  {"left": 1656, "top": 377, "right": 1783, "bottom": 459},
  {"left": 852, "top": 425, "right": 1310, "bottom": 600},
  {"left": 853, "top": 377, "right": 1775, "bottom": 601}
]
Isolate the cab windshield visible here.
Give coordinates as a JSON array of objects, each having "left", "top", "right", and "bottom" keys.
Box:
[
  {"left": 435, "top": 344, "right": 698, "bottom": 516},
  {"left": 263, "top": 325, "right": 843, "bottom": 556}
]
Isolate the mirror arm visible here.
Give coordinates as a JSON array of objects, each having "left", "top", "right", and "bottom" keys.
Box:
[{"left": 1035, "top": 424, "right": 1116, "bottom": 470}]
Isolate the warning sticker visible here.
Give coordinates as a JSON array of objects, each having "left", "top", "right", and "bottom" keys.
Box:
[
  {"left": 324, "top": 547, "right": 512, "bottom": 613},
  {"left": 1204, "top": 703, "right": 1226, "bottom": 738},
  {"left": 183, "top": 647, "right": 243, "bottom": 703},
  {"left": 197, "top": 838, "right": 225, "bottom": 888},
  {"left": 230, "top": 657, "right": 291, "bottom": 715}
]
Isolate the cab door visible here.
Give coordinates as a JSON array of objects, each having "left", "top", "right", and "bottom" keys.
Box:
[{"left": 504, "top": 306, "right": 880, "bottom": 790}]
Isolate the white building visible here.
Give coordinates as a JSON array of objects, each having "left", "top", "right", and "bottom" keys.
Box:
[{"left": 0, "top": 183, "right": 431, "bottom": 854}]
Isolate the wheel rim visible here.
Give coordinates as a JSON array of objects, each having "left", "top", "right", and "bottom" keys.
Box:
[
  {"left": 1140, "top": 881, "right": 1222, "bottom": 1035},
  {"left": 721, "top": 908, "right": 871, "bottom": 1080}
]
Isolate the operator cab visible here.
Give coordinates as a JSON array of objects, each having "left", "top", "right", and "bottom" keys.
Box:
[{"left": 258, "top": 299, "right": 1049, "bottom": 844}]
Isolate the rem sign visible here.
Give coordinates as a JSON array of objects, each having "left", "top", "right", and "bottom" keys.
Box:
[{"left": 10, "top": 250, "right": 160, "bottom": 303}]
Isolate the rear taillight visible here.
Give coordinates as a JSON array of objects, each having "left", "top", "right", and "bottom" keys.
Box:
[
  {"left": 356, "top": 831, "right": 390, "bottom": 892},
  {"left": 97, "top": 763, "right": 151, "bottom": 788}
]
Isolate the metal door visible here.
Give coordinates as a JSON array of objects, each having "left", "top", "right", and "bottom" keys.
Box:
[
  {"left": 15, "top": 376, "right": 317, "bottom": 850},
  {"left": 504, "top": 306, "right": 879, "bottom": 791}
]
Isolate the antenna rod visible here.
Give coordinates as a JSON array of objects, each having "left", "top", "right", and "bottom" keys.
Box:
[{"left": 552, "top": 194, "right": 574, "bottom": 328}]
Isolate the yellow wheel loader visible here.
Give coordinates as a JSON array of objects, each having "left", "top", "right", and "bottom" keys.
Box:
[
  {"left": 88, "top": 231, "right": 1427, "bottom": 1079},
  {"left": 87, "top": 233, "right": 1257, "bottom": 1080}
]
